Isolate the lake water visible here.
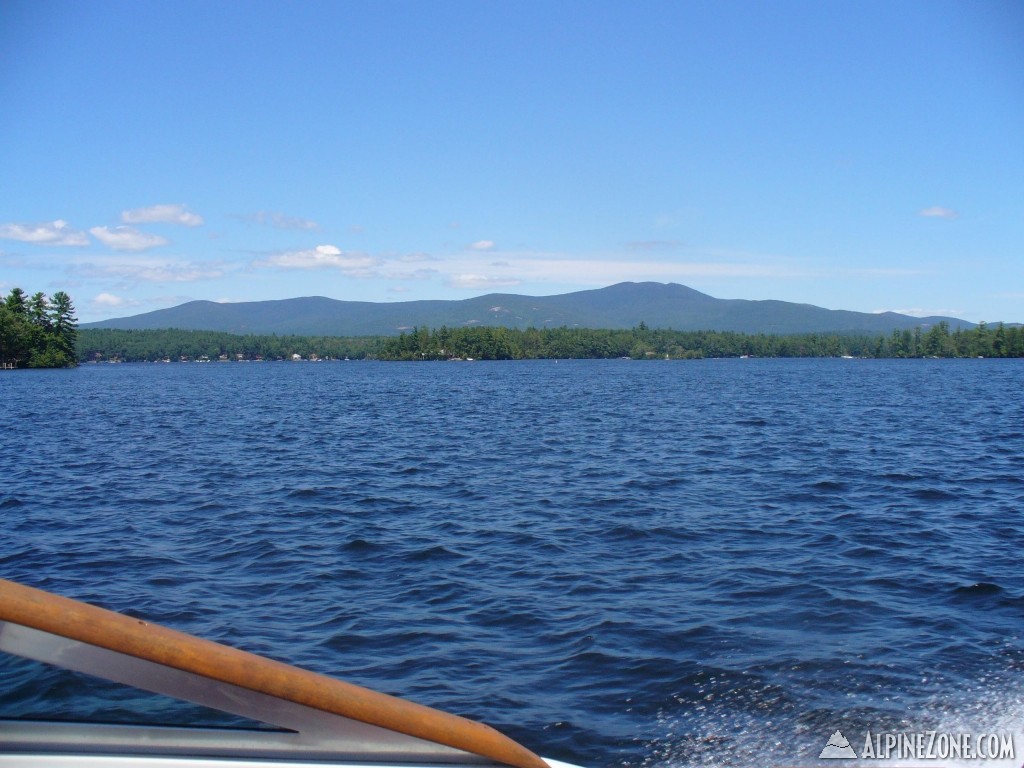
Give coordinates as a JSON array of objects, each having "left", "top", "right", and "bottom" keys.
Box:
[{"left": 1, "top": 358, "right": 1023, "bottom": 767}]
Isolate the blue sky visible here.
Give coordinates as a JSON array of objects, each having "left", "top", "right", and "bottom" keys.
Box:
[{"left": 2, "top": 0, "right": 1021, "bottom": 324}]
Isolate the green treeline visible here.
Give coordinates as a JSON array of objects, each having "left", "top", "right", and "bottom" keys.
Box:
[
  {"left": 0, "top": 288, "right": 79, "bottom": 368},
  {"left": 76, "top": 320, "right": 1024, "bottom": 363},
  {"left": 378, "top": 321, "right": 1024, "bottom": 360},
  {"left": 77, "top": 328, "right": 377, "bottom": 363}
]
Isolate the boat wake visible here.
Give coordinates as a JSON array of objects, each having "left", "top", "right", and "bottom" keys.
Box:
[{"left": 637, "top": 661, "right": 1024, "bottom": 768}]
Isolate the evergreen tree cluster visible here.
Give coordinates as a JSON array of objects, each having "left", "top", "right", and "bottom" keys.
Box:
[
  {"left": 378, "top": 322, "right": 1024, "bottom": 360},
  {"left": 76, "top": 328, "right": 377, "bottom": 363},
  {"left": 0, "top": 288, "right": 78, "bottom": 368},
  {"left": 72, "top": 320, "right": 1024, "bottom": 364}
]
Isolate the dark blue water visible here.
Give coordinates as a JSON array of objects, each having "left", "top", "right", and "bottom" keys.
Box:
[{"left": 2, "top": 359, "right": 1023, "bottom": 767}]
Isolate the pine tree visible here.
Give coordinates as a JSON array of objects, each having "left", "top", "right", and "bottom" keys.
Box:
[
  {"left": 5, "top": 287, "right": 28, "bottom": 315},
  {"left": 49, "top": 291, "right": 78, "bottom": 364},
  {"left": 0, "top": 287, "right": 78, "bottom": 368}
]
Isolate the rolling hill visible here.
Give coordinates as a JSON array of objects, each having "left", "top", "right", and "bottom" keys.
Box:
[{"left": 82, "top": 282, "right": 977, "bottom": 336}]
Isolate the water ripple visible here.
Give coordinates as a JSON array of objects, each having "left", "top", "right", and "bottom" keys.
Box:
[{"left": 1, "top": 359, "right": 1022, "bottom": 767}]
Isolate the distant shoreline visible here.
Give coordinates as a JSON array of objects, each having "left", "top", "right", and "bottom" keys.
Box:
[{"left": 77, "top": 323, "right": 1023, "bottom": 364}]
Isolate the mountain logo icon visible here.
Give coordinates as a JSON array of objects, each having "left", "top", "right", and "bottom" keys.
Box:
[{"left": 819, "top": 730, "right": 858, "bottom": 759}]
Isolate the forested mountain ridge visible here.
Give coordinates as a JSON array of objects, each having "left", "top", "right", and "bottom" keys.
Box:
[{"left": 82, "top": 282, "right": 981, "bottom": 336}]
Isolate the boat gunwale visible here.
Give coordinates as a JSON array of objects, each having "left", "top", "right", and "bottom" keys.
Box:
[{"left": 0, "top": 579, "right": 549, "bottom": 768}]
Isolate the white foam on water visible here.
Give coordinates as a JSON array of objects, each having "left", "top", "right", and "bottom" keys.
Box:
[
  {"left": 855, "top": 683, "right": 1024, "bottom": 768},
  {"left": 641, "top": 673, "right": 1024, "bottom": 768}
]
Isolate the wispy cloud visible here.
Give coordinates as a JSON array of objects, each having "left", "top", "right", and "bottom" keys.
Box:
[
  {"left": 624, "top": 240, "right": 683, "bottom": 251},
  {"left": 446, "top": 274, "right": 522, "bottom": 289},
  {"left": 441, "top": 253, "right": 793, "bottom": 287},
  {"left": 236, "top": 210, "right": 318, "bottom": 231},
  {"left": 919, "top": 206, "right": 959, "bottom": 220},
  {"left": 653, "top": 213, "right": 682, "bottom": 229},
  {"left": 841, "top": 267, "right": 932, "bottom": 277},
  {"left": 0, "top": 251, "right": 29, "bottom": 269},
  {"left": 397, "top": 252, "right": 438, "bottom": 263},
  {"left": 400, "top": 249, "right": 797, "bottom": 295},
  {"left": 257, "top": 244, "right": 380, "bottom": 275},
  {"left": 874, "top": 307, "right": 962, "bottom": 318},
  {"left": 383, "top": 267, "right": 437, "bottom": 281},
  {"left": 90, "top": 226, "right": 169, "bottom": 251},
  {"left": 469, "top": 240, "right": 496, "bottom": 251},
  {"left": 72, "top": 256, "right": 227, "bottom": 283},
  {"left": 122, "top": 204, "right": 203, "bottom": 227},
  {"left": 0, "top": 220, "right": 89, "bottom": 246}
]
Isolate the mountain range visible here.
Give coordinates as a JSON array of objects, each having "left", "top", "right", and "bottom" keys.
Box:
[{"left": 82, "top": 282, "right": 978, "bottom": 337}]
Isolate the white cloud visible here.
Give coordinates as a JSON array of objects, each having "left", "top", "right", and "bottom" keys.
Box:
[
  {"left": 447, "top": 274, "right": 522, "bottom": 289},
  {"left": 0, "top": 220, "right": 89, "bottom": 246},
  {"left": 470, "top": 240, "right": 496, "bottom": 251},
  {"left": 122, "top": 204, "right": 204, "bottom": 227},
  {"left": 919, "top": 206, "right": 959, "bottom": 220},
  {"left": 258, "top": 244, "right": 380, "bottom": 274},
  {"left": 94, "top": 292, "right": 124, "bottom": 307},
  {"left": 92, "top": 292, "right": 142, "bottom": 308},
  {"left": 90, "top": 226, "right": 169, "bottom": 251},
  {"left": 240, "top": 210, "right": 318, "bottom": 231}
]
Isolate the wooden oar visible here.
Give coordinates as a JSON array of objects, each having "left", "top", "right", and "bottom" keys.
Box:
[{"left": 0, "top": 578, "right": 549, "bottom": 768}]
